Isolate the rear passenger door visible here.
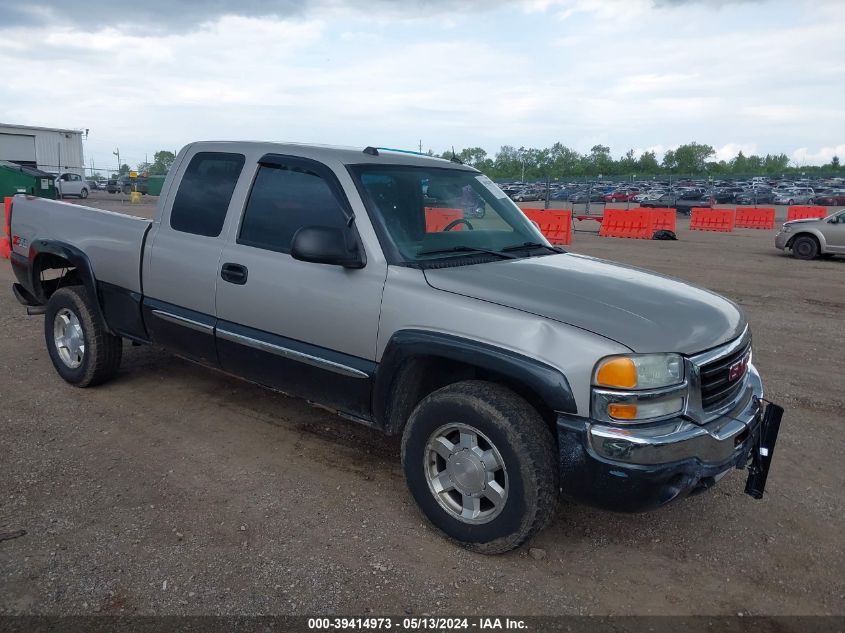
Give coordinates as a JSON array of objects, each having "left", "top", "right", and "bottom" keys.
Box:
[
  {"left": 142, "top": 149, "right": 246, "bottom": 365},
  {"left": 214, "top": 154, "right": 386, "bottom": 419}
]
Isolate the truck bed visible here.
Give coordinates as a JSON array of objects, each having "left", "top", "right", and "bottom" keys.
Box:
[{"left": 11, "top": 196, "right": 151, "bottom": 294}]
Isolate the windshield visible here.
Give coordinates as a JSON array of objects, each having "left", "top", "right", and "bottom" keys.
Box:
[{"left": 350, "top": 164, "right": 550, "bottom": 264}]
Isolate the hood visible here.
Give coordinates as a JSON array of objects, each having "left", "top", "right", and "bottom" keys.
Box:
[
  {"left": 423, "top": 254, "right": 746, "bottom": 355},
  {"left": 784, "top": 218, "right": 822, "bottom": 227}
]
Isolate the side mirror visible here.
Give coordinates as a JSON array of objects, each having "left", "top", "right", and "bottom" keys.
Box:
[{"left": 290, "top": 225, "right": 365, "bottom": 269}]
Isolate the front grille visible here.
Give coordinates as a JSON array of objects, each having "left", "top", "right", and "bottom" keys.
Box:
[{"left": 699, "top": 339, "right": 751, "bottom": 410}]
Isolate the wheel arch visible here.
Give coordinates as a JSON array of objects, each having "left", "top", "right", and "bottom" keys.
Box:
[
  {"left": 786, "top": 230, "right": 826, "bottom": 253},
  {"left": 26, "top": 240, "right": 113, "bottom": 333},
  {"left": 373, "top": 330, "right": 577, "bottom": 437}
]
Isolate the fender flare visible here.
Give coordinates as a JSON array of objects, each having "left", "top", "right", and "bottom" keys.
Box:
[
  {"left": 373, "top": 329, "right": 578, "bottom": 434},
  {"left": 27, "top": 239, "right": 113, "bottom": 333}
]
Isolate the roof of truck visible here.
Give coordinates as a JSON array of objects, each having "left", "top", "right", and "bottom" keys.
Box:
[{"left": 184, "top": 141, "right": 477, "bottom": 170}]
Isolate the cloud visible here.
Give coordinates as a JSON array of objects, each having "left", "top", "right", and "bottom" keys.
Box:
[
  {"left": 0, "top": 0, "right": 513, "bottom": 32},
  {"left": 1, "top": 0, "right": 842, "bottom": 170},
  {"left": 791, "top": 145, "right": 845, "bottom": 166},
  {"left": 714, "top": 143, "right": 758, "bottom": 161}
]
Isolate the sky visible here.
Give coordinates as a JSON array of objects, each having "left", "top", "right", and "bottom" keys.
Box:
[{"left": 1, "top": 0, "right": 843, "bottom": 173}]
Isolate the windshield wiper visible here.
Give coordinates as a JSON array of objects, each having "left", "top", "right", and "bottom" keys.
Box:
[
  {"left": 500, "top": 241, "right": 564, "bottom": 254},
  {"left": 416, "top": 245, "right": 517, "bottom": 259}
]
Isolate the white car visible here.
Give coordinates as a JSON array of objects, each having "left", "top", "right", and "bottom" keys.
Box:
[
  {"left": 55, "top": 172, "right": 89, "bottom": 199},
  {"left": 634, "top": 189, "right": 666, "bottom": 202}
]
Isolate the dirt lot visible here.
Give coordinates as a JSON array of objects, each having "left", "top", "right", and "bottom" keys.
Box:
[{"left": 1, "top": 197, "right": 843, "bottom": 616}]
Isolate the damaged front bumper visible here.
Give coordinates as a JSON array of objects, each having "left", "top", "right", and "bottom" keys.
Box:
[{"left": 556, "top": 365, "right": 783, "bottom": 512}]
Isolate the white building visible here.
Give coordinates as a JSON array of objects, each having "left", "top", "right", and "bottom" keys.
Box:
[{"left": 0, "top": 123, "right": 85, "bottom": 176}]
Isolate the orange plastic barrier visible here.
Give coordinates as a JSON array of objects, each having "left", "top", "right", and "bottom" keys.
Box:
[
  {"left": 786, "top": 206, "right": 827, "bottom": 222},
  {"left": 598, "top": 208, "right": 655, "bottom": 239},
  {"left": 1, "top": 197, "right": 12, "bottom": 259},
  {"left": 521, "top": 208, "right": 572, "bottom": 245},
  {"left": 645, "top": 208, "right": 676, "bottom": 232},
  {"left": 424, "top": 207, "right": 464, "bottom": 232},
  {"left": 735, "top": 207, "right": 775, "bottom": 229},
  {"left": 690, "top": 208, "right": 735, "bottom": 232}
]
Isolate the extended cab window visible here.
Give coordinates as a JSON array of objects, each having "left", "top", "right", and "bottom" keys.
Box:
[
  {"left": 238, "top": 164, "right": 348, "bottom": 253},
  {"left": 170, "top": 152, "right": 245, "bottom": 237}
]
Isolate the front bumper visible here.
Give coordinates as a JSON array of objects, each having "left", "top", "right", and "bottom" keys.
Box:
[
  {"left": 557, "top": 365, "right": 766, "bottom": 512},
  {"left": 775, "top": 231, "right": 790, "bottom": 250}
]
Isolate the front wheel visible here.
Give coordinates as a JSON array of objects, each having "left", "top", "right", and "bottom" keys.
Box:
[
  {"left": 791, "top": 235, "right": 819, "bottom": 260},
  {"left": 401, "top": 381, "right": 558, "bottom": 554},
  {"left": 44, "top": 286, "right": 123, "bottom": 387}
]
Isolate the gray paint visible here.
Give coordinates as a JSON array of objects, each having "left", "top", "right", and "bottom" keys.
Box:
[
  {"left": 423, "top": 252, "right": 747, "bottom": 355},
  {"left": 377, "top": 266, "right": 630, "bottom": 415},
  {"left": 11, "top": 196, "right": 149, "bottom": 293},
  {"left": 12, "top": 140, "right": 752, "bottom": 420},
  {"left": 775, "top": 212, "right": 845, "bottom": 254}
]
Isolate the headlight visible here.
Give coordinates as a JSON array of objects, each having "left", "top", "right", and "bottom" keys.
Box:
[
  {"left": 781, "top": 224, "right": 792, "bottom": 233},
  {"left": 592, "top": 354, "right": 686, "bottom": 424},
  {"left": 594, "top": 353, "right": 683, "bottom": 390}
]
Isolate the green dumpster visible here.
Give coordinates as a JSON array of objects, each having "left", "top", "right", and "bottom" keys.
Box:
[
  {"left": 146, "top": 175, "right": 166, "bottom": 196},
  {"left": 0, "top": 161, "right": 57, "bottom": 199}
]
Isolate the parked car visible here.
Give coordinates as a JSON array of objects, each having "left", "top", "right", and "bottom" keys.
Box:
[
  {"left": 640, "top": 193, "right": 712, "bottom": 215},
  {"left": 106, "top": 175, "right": 136, "bottom": 195},
  {"left": 550, "top": 189, "right": 574, "bottom": 201},
  {"left": 569, "top": 190, "right": 605, "bottom": 203},
  {"left": 55, "top": 172, "right": 89, "bottom": 199},
  {"left": 603, "top": 189, "right": 638, "bottom": 203},
  {"left": 775, "top": 209, "right": 845, "bottom": 259},
  {"left": 510, "top": 189, "right": 542, "bottom": 202},
  {"left": 774, "top": 188, "right": 815, "bottom": 205},
  {"left": 633, "top": 189, "right": 666, "bottom": 202},
  {"left": 813, "top": 191, "right": 845, "bottom": 206},
  {"left": 6, "top": 141, "right": 782, "bottom": 553},
  {"left": 735, "top": 189, "right": 775, "bottom": 205},
  {"left": 712, "top": 188, "right": 738, "bottom": 203}
]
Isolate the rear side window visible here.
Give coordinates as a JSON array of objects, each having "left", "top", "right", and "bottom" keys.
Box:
[
  {"left": 238, "top": 164, "right": 348, "bottom": 253},
  {"left": 170, "top": 152, "right": 245, "bottom": 237}
]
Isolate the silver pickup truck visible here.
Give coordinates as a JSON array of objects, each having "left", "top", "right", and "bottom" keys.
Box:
[{"left": 6, "top": 142, "right": 782, "bottom": 553}]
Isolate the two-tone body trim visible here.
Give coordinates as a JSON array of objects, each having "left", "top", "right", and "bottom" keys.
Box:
[{"left": 215, "top": 327, "right": 369, "bottom": 379}]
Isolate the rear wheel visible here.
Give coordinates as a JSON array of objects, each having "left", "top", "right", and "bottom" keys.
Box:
[
  {"left": 80, "top": 188, "right": 88, "bottom": 199},
  {"left": 792, "top": 235, "right": 819, "bottom": 260},
  {"left": 44, "top": 286, "right": 122, "bottom": 387},
  {"left": 401, "top": 381, "right": 558, "bottom": 554}
]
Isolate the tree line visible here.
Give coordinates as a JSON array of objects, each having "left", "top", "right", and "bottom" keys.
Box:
[
  {"left": 118, "top": 144, "right": 840, "bottom": 181},
  {"left": 435, "top": 142, "right": 841, "bottom": 180}
]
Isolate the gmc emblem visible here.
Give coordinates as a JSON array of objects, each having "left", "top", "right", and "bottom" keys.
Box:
[{"left": 728, "top": 353, "right": 750, "bottom": 382}]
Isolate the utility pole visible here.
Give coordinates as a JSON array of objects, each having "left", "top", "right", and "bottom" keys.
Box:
[
  {"left": 113, "top": 148, "right": 121, "bottom": 174},
  {"left": 419, "top": 140, "right": 422, "bottom": 153}
]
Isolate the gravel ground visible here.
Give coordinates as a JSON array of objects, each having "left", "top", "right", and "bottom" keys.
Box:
[{"left": 0, "top": 198, "right": 843, "bottom": 616}]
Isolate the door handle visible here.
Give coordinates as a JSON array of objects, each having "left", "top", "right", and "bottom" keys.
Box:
[{"left": 220, "top": 262, "right": 248, "bottom": 285}]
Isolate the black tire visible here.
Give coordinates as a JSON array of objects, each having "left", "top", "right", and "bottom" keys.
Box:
[
  {"left": 80, "top": 188, "right": 88, "bottom": 199},
  {"left": 791, "top": 235, "right": 819, "bottom": 260},
  {"left": 401, "top": 380, "right": 558, "bottom": 554},
  {"left": 788, "top": 199, "right": 795, "bottom": 205},
  {"left": 44, "top": 286, "right": 122, "bottom": 387}
]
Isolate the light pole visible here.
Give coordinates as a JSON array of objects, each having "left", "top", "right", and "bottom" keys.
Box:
[{"left": 113, "top": 148, "right": 121, "bottom": 175}]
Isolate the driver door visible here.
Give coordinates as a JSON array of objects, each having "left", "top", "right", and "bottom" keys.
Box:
[
  {"left": 214, "top": 155, "right": 387, "bottom": 419},
  {"left": 824, "top": 213, "right": 845, "bottom": 252}
]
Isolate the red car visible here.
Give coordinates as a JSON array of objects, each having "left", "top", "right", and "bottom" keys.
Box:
[
  {"left": 603, "top": 189, "right": 639, "bottom": 203},
  {"left": 814, "top": 191, "right": 845, "bottom": 206}
]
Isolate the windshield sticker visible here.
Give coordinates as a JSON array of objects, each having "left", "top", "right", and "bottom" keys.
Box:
[{"left": 475, "top": 175, "right": 508, "bottom": 199}]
